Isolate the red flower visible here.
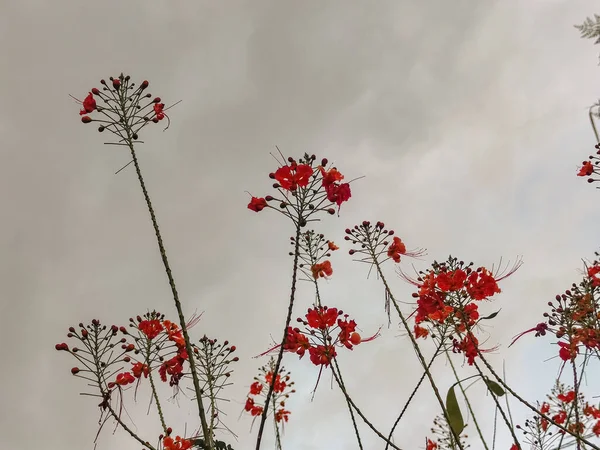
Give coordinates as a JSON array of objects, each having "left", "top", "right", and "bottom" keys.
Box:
[
  {"left": 578, "top": 161, "right": 594, "bottom": 177},
  {"left": 249, "top": 381, "right": 263, "bottom": 395},
  {"left": 319, "top": 166, "right": 344, "bottom": 186},
  {"left": 540, "top": 402, "right": 550, "bottom": 414},
  {"left": 244, "top": 397, "right": 264, "bottom": 416},
  {"left": 248, "top": 196, "right": 268, "bottom": 212},
  {"left": 163, "top": 320, "right": 185, "bottom": 347},
  {"left": 325, "top": 182, "right": 351, "bottom": 207},
  {"left": 456, "top": 333, "right": 479, "bottom": 365},
  {"left": 588, "top": 265, "right": 600, "bottom": 287},
  {"left": 131, "top": 362, "right": 149, "bottom": 379},
  {"left": 415, "top": 290, "right": 452, "bottom": 324},
  {"left": 274, "top": 164, "right": 313, "bottom": 191},
  {"left": 159, "top": 351, "right": 186, "bottom": 386},
  {"left": 265, "top": 372, "right": 287, "bottom": 393},
  {"left": 558, "top": 341, "right": 579, "bottom": 361},
  {"left": 593, "top": 420, "right": 600, "bottom": 437},
  {"left": 557, "top": 390, "right": 576, "bottom": 403},
  {"left": 436, "top": 270, "right": 467, "bottom": 292},
  {"left": 115, "top": 372, "right": 135, "bottom": 386},
  {"left": 308, "top": 344, "right": 337, "bottom": 367},
  {"left": 466, "top": 269, "right": 501, "bottom": 300},
  {"left": 327, "top": 241, "right": 339, "bottom": 251},
  {"left": 426, "top": 439, "right": 438, "bottom": 450},
  {"left": 79, "top": 92, "right": 97, "bottom": 115},
  {"left": 584, "top": 404, "right": 600, "bottom": 419},
  {"left": 311, "top": 260, "right": 333, "bottom": 279},
  {"left": 275, "top": 408, "right": 291, "bottom": 423},
  {"left": 306, "top": 306, "right": 338, "bottom": 330},
  {"left": 414, "top": 325, "right": 429, "bottom": 339},
  {"left": 509, "top": 445, "right": 519, "bottom": 450},
  {"left": 387, "top": 237, "right": 407, "bottom": 263},
  {"left": 281, "top": 327, "right": 311, "bottom": 357},
  {"left": 337, "top": 318, "right": 379, "bottom": 349},
  {"left": 163, "top": 436, "right": 192, "bottom": 450},
  {"left": 139, "top": 319, "right": 164, "bottom": 340},
  {"left": 154, "top": 102, "right": 165, "bottom": 121},
  {"left": 553, "top": 410, "right": 567, "bottom": 425}
]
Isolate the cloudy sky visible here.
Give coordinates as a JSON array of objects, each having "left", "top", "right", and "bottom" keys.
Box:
[{"left": 1, "top": 1, "right": 600, "bottom": 449}]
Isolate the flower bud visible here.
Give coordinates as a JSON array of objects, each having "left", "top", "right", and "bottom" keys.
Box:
[
  {"left": 140, "top": 80, "right": 149, "bottom": 90},
  {"left": 81, "top": 116, "right": 92, "bottom": 123},
  {"left": 112, "top": 79, "right": 121, "bottom": 90},
  {"left": 230, "top": 345, "right": 236, "bottom": 352},
  {"left": 71, "top": 367, "right": 80, "bottom": 375},
  {"left": 91, "top": 88, "right": 100, "bottom": 95},
  {"left": 321, "top": 158, "right": 328, "bottom": 166}
]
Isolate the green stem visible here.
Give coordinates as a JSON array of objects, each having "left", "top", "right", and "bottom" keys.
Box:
[
  {"left": 147, "top": 342, "right": 168, "bottom": 434},
  {"left": 127, "top": 140, "right": 212, "bottom": 448},
  {"left": 329, "top": 363, "right": 403, "bottom": 450},
  {"left": 472, "top": 360, "right": 519, "bottom": 448},
  {"left": 272, "top": 394, "right": 282, "bottom": 450},
  {"left": 331, "top": 357, "right": 364, "bottom": 450},
  {"left": 445, "top": 350, "right": 490, "bottom": 450},
  {"left": 476, "top": 352, "right": 600, "bottom": 450},
  {"left": 373, "top": 261, "right": 464, "bottom": 450},
  {"left": 254, "top": 225, "right": 302, "bottom": 450},
  {"left": 385, "top": 340, "right": 444, "bottom": 450},
  {"left": 312, "top": 277, "right": 363, "bottom": 449}
]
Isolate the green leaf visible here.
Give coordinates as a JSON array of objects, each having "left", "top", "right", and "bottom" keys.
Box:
[
  {"left": 480, "top": 309, "right": 501, "bottom": 320},
  {"left": 483, "top": 377, "right": 505, "bottom": 396},
  {"left": 446, "top": 385, "right": 465, "bottom": 437}
]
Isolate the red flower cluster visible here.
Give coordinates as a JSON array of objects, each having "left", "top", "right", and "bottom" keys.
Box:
[
  {"left": 163, "top": 435, "right": 192, "bottom": 450},
  {"left": 402, "top": 259, "right": 515, "bottom": 365},
  {"left": 260, "top": 306, "right": 378, "bottom": 368},
  {"left": 318, "top": 166, "right": 351, "bottom": 210},
  {"left": 247, "top": 155, "right": 352, "bottom": 215},
  {"left": 244, "top": 363, "right": 294, "bottom": 423},
  {"left": 311, "top": 260, "right": 333, "bottom": 279},
  {"left": 79, "top": 91, "right": 97, "bottom": 116}
]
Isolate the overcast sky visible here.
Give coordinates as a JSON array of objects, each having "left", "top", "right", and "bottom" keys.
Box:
[{"left": 1, "top": 1, "right": 600, "bottom": 449}]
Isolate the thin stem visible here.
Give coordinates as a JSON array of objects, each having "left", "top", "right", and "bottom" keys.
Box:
[
  {"left": 477, "top": 352, "right": 600, "bottom": 450},
  {"left": 146, "top": 342, "right": 168, "bottom": 434},
  {"left": 331, "top": 357, "right": 364, "bottom": 450},
  {"left": 472, "top": 360, "right": 520, "bottom": 448},
  {"left": 374, "top": 261, "right": 464, "bottom": 449},
  {"left": 272, "top": 393, "right": 282, "bottom": 450},
  {"left": 385, "top": 341, "right": 444, "bottom": 450},
  {"left": 254, "top": 226, "right": 302, "bottom": 450},
  {"left": 572, "top": 360, "right": 583, "bottom": 450},
  {"left": 106, "top": 398, "right": 156, "bottom": 450},
  {"left": 445, "top": 350, "right": 490, "bottom": 450},
  {"left": 126, "top": 139, "right": 212, "bottom": 448},
  {"left": 313, "top": 279, "right": 363, "bottom": 449},
  {"left": 329, "top": 363, "right": 403, "bottom": 450}
]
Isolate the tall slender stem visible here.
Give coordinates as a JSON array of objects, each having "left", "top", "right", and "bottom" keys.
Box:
[
  {"left": 445, "top": 350, "right": 489, "bottom": 450},
  {"left": 255, "top": 226, "right": 302, "bottom": 450},
  {"left": 374, "top": 263, "right": 464, "bottom": 449},
  {"left": 127, "top": 140, "right": 212, "bottom": 448}
]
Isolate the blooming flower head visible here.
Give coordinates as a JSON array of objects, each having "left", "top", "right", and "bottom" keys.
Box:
[
  {"left": 79, "top": 92, "right": 97, "bottom": 115},
  {"left": 578, "top": 160, "right": 595, "bottom": 177},
  {"left": 248, "top": 196, "right": 268, "bottom": 212},
  {"left": 76, "top": 74, "right": 168, "bottom": 139},
  {"left": 311, "top": 260, "right": 333, "bottom": 279},
  {"left": 163, "top": 436, "right": 192, "bottom": 450},
  {"left": 274, "top": 163, "right": 313, "bottom": 191},
  {"left": 139, "top": 319, "right": 164, "bottom": 340}
]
